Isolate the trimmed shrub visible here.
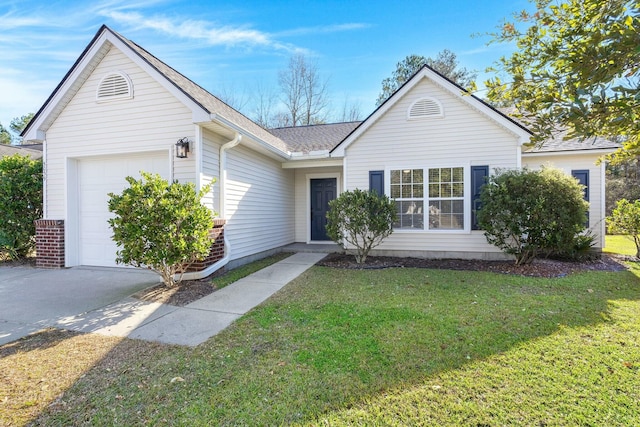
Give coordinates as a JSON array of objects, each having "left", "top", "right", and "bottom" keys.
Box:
[
  {"left": 0, "top": 154, "right": 42, "bottom": 260},
  {"left": 326, "top": 189, "right": 397, "bottom": 264},
  {"left": 108, "top": 172, "right": 214, "bottom": 287},
  {"left": 607, "top": 198, "right": 640, "bottom": 257},
  {"left": 478, "top": 167, "right": 588, "bottom": 265}
]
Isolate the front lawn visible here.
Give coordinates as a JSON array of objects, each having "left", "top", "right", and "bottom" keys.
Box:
[
  {"left": 3, "top": 263, "right": 640, "bottom": 426},
  {"left": 605, "top": 234, "right": 638, "bottom": 257}
]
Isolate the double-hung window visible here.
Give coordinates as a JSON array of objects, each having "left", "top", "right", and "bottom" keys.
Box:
[
  {"left": 389, "top": 166, "right": 465, "bottom": 231},
  {"left": 427, "top": 167, "right": 464, "bottom": 230},
  {"left": 390, "top": 169, "right": 424, "bottom": 229}
]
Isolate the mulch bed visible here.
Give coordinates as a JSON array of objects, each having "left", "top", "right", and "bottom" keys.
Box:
[
  {"left": 132, "top": 253, "right": 633, "bottom": 307},
  {"left": 316, "top": 252, "right": 631, "bottom": 278}
]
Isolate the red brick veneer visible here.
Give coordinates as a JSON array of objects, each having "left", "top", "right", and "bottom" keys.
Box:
[
  {"left": 35, "top": 219, "right": 65, "bottom": 268},
  {"left": 185, "top": 219, "right": 227, "bottom": 272}
]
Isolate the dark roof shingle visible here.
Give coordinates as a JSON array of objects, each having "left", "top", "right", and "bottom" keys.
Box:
[{"left": 269, "top": 121, "right": 362, "bottom": 153}]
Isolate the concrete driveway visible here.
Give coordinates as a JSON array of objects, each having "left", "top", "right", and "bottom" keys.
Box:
[{"left": 0, "top": 266, "right": 159, "bottom": 345}]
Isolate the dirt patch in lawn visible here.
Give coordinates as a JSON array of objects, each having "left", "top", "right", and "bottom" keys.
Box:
[
  {"left": 316, "top": 253, "right": 630, "bottom": 278},
  {"left": 132, "top": 279, "right": 219, "bottom": 307}
]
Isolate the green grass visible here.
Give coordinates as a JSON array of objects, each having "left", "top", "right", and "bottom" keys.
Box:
[
  {"left": 604, "top": 234, "right": 638, "bottom": 256},
  {"left": 210, "top": 252, "right": 292, "bottom": 289},
  {"left": 14, "top": 263, "right": 640, "bottom": 426}
]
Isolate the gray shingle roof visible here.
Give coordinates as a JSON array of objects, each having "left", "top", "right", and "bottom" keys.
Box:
[
  {"left": 269, "top": 121, "right": 362, "bottom": 153},
  {"left": 112, "top": 30, "right": 290, "bottom": 154},
  {"left": 526, "top": 132, "right": 621, "bottom": 153},
  {"left": 0, "top": 144, "right": 43, "bottom": 159},
  {"left": 497, "top": 107, "right": 620, "bottom": 153}
]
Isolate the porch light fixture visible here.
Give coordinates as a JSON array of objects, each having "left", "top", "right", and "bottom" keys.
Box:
[{"left": 175, "top": 137, "right": 190, "bottom": 158}]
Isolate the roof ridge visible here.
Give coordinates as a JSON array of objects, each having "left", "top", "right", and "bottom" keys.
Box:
[{"left": 270, "top": 121, "right": 362, "bottom": 131}]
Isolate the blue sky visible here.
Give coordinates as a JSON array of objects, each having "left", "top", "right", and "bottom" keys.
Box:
[{"left": 0, "top": 0, "right": 532, "bottom": 131}]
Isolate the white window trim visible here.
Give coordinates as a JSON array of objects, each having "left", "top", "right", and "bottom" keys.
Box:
[
  {"left": 385, "top": 163, "right": 470, "bottom": 233},
  {"left": 96, "top": 71, "right": 134, "bottom": 102}
]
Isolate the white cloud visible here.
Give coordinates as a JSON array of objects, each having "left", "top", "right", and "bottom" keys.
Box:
[
  {"left": 275, "top": 23, "right": 371, "bottom": 37},
  {"left": 100, "top": 9, "right": 298, "bottom": 51}
]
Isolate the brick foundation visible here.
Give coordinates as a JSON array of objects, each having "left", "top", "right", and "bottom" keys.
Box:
[
  {"left": 35, "top": 219, "right": 65, "bottom": 268},
  {"left": 185, "top": 219, "right": 226, "bottom": 272}
]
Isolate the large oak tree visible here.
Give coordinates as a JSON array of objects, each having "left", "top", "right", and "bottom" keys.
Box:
[{"left": 486, "top": 0, "right": 640, "bottom": 157}]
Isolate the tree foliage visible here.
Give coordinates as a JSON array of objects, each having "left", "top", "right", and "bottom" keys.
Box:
[
  {"left": 478, "top": 167, "right": 588, "bottom": 265},
  {"left": 108, "top": 173, "right": 214, "bottom": 287},
  {"left": 607, "top": 198, "right": 640, "bottom": 257},
  {"left": 376, "top": 50, "right": 477, "bottom": 106},
  {"left": 326, "top": 189, "right": 397, "bottom": 264},
  {"left": 486, "top": 0, "right": 640, "bottom": 157},
  {"left": 0, "top": 113, "right": 34, "bottom": 145},
  {"left": 278, "top": 54, "right": 330, "bottom": 127},
  {"left": 0, "top": 124, "right": 11, "bottom": 145},
  {"left": 0, "top": 154, "right": 42, "bottom": 259},
  {"left": 606, "top": 156, "right": 640, "bottom": 215}
]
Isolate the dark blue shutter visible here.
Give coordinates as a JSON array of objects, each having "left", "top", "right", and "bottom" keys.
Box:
[
  {"left": 572, "top": 169, "right": 590, "bottom": 227},
  {"left": 471, "top": 166, "right": 489, "bottom": 230},
  {"left": 369, "top": 170, "right": 384, "bottom": 195}
]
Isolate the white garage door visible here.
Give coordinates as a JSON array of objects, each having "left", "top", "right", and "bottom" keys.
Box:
[{"left": 77, "top": 152, "right": 170, "bottom": 267}]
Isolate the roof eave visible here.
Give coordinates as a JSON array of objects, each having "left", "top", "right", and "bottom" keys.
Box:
[
  {"left": 522, "top": 147, "right": 618, "bottom": 157},
  {"left": 331, "top": 65, "right": 532, "bottom": 156},
  {"left": 210, "top": 114, "right": 291, "bottom": 160}
]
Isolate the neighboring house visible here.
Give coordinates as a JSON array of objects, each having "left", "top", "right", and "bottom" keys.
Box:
[
  {"left": 22, "top": 25, "right": 617, "bottom": 273},
  {"left": 0, "top": 144, "right": 43, "bottom": 160}
]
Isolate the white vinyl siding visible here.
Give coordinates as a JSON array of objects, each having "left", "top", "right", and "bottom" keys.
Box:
[
  {"left": 45, "top": 45, "right": 195, "bottom": 220},
  {"left": 201, "top": 129, "right": 222, "bottom": 213},
  {"left": 523, "top": 153, "right": 606, "bottom": 249},
  {"left": 224, "top": 144, "right": 294, "bottom": 260},
  {"left": 344, "top": 77, "right": 520, "bottom": 256}
]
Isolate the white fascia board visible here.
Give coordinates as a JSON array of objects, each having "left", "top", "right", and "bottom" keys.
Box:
[
  {"left": 23, "top": 33, "right": 112, "bottom": 142},
  {"left": 281, "top": 158, "right": 343, "bottom": 169},
  {"left": 23, "top": 28, "right": 211, "bottom": 143},
  {"left": 332, "top": 78, "right": 418, "bottom": 156},
  {"left": 424, "top": 69, "right": 532, "bottom": 142},
  {"left": 521, "top": 148, "right": 617, "bottom": 158},
  {"left": 332, "top": 67, "right": 531, "bottom": 157},
  {"left": 210, "top": 113, "right": 291, "bottom": 160},
  {"left": 107, "top": 33, "right": 210, "bottom": 120}
]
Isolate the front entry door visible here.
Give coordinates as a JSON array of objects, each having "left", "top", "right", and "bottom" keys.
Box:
[{"left": 310, "top": 178, "right": 336, "bottom": 241}]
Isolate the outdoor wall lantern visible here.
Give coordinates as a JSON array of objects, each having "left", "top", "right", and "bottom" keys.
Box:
[{"left": 175, "top": 137, "right": 190, "bottom": 158}]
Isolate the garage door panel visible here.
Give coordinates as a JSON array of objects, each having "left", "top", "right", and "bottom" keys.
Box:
[{"left": 77, "top": 152, "right": 170, "bottom": 267}]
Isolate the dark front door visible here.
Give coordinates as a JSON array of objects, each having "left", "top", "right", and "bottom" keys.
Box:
[{"left": 310, "top": 178, "right": 336, "bottom": 241}]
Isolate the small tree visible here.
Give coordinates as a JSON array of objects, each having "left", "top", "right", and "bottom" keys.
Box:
[
  {"left": 108, "top": 172, "right": 214, "bottom": 287},
  {"left": 0, "top": 154, "right": 42, "bottom": 259},
  {"left": 478, "top": 167, "right": 588, "bottom": 265},
  {"left": 607, "top": 199, "right": 640, "bottom": 257},
  {"left": 326, "top": 189, "right": 397, "bottom": 264}
]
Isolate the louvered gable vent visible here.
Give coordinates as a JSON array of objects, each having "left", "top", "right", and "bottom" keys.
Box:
[
  {"left": 96, "top": 72, "right": 133, "bottom": 101},
  {"left": 408, "top": 97, "right": 443, "bottom": 119}
]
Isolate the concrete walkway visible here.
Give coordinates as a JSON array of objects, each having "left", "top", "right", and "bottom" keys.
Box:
[{"left": 22, "top": 252, "right": 326, "bottom": 347}]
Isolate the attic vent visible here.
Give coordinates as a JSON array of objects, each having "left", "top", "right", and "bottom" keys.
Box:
[
  {"left": 408, "top": 97, "right": 443, "bottom": 119},
  {"left": 96, "top": 72, "right": 133, "bottom": 102}
]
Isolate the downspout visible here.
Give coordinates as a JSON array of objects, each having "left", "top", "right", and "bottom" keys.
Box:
[{"left": 181, "top": 132, "right": 241, "bottom": 280}]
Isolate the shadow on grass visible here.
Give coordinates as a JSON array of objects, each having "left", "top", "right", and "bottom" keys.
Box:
[{"left": 17, "top": 264, "right": 640, "bottom": 426}]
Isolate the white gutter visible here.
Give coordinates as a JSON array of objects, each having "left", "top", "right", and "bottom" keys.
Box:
[
  {"left": 211, "top": 114, "right": 290, "bottom": 159},
  {"left": 180, "top": 132, "right": 242, "bottom": 281}
]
